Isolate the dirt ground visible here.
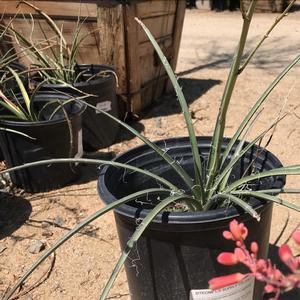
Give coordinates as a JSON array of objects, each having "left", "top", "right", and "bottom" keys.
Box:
[{"left": 1, "top": 8, "right": 300, "bottom": 300}]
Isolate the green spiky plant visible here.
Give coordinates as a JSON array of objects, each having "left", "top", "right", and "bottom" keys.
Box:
[
  {"left": 0, "top": 0, "right": 109, "bottom": 85},
  {"left": 1, "top": 1, "right": 300, "bottom": 299}
]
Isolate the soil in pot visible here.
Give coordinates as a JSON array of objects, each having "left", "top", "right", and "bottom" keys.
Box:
[
  {"left": 0, "top": 91, "right": 85, "bottom": 193},
  {"left": 98, "top": 136, "right": 285, "bottom": 300},
  {"left": 33, "top": 64, "right": 119, "bottom": 151}
]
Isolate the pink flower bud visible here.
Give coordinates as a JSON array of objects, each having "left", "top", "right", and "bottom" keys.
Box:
[
  {"left": 264, "top": 284, "right": 275, "bottom": 293},
  {"left": 217, "top": 252, "right": 238, "bottom": 265},
  {"left": 234, "top": 248, "right": 246, "bottom": 262},
  {"left": 229, "top": 219, "right": 248, "bottom": 242},
  {"left": 209, "top": 273, "right": 246, "bottom": 290},
  {"left": 251, "top": 242, "right": 258, "bottom": 254},
  {"left": 279, "top": 244, "right": 299, "bottom": 271},
  {"left": 223, "top": 230, "right": 233, "bottom": 240},
  {"left": 292, "top": 230, "right": 300, "bottom": 245}
]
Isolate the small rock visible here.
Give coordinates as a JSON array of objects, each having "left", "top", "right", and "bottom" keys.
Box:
[
  {"left": 42, "top": 230, "right": 53, "bottom": 238},
  {"left": 28, "top": 240, "right": 45, "bottom": 254},
  {"left": 0, "top": 245, "right": 6, "bottom": 254},
  {"left": 155, "top": 117, "right": 162, "bottom": 128},
  {"left": 41, "top": 221, "right": 50, "bottom": 229},
  {"left": 25, "top": 296, "right": 33, "bottom": 300},
  {"left": 53, "top": 216, "right": 64, "bottom": 226}
]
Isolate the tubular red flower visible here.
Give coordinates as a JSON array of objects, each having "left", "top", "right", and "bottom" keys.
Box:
[
  {"left": 292, "top": 230, "right": 300, "bottom": 245},
  {"left": 217, "top": 252, "right": 238, "bottom": 265},
  {"left": 209, "top": 273, "right": 246, "bottom": 290},
  {"left": 229, "top": 219, "right": 248, "bottom": 242},
  {"left": 251, "top": 242, "right": 258, "bottom": 254},
  {"left": 278, "top": 244, "right": 299, "bottom": 271},
  {"left": 234, "top": 248, "right": 247, "bottom": 262},
  {"left": 223, "top": 230, "right": 233, "bottom": 240}
]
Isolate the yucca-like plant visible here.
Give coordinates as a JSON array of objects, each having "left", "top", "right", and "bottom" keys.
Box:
[
  {"left": 0, "top": 0, "right": 104, "bottom": 84},
  {"left": 1, "top": 1, "right": 300, "bottom": 299}
]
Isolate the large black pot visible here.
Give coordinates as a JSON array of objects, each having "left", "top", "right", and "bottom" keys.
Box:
[
  {"left": 35, "top": 64, "right": 119, "bottom": 151},
  {"left": 0, "top": 62, "right": 27, "bottom": 161},
  {"left": 0, "top": 91, "right": 86, "bottom": 193},
  {"left": 98, "top": 137, "right": 285, "bottom": 300}
]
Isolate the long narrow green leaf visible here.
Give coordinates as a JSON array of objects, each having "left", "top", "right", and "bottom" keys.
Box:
[
  {"left": 135, "top": 18, "right": 204, "bottom": 202},
  {"left": 3, "top": 188, "right": 172, "bottom": 300},
  {"left": 203, "top": 193, "right": 260, "bottom": 221},
  {"left": 225, "top": 165, "right": 300, "bottom": 192},
  {"left": 212, "top": 116, "right": 285, "bottom": 194},
  {"left": 18, "top": 0, "right": 68, "bottom": 50},
  {"left": 205, "top": 1, "right": 257, "bottom": 192},
  {"left": 0, "top": 127, "right": 34, "bottom": 139},
  {"left": 0, "top": 89, "right": 28, "bottom": 120},
  {"left": 6, "top": 67, "right": 34, "bottom": 119},
  {"left": 221, "top": 53, "right": 300, "bottom": 167},
  {"left": 0, "top": 158, "right": 179, "bottom": 192},
  {"left": 81, "top": 101, "right": 197, "bottom": 200},
  {"left": 232, "top": 190, "right": 300, "bottom": 212},
  {"left": 99, "top": 194, "right": 194, "bottom": 300}
]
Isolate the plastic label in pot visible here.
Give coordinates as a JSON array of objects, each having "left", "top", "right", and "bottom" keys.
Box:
[{"left": 190, "top": 276, "right": 254, "bottom": 300}]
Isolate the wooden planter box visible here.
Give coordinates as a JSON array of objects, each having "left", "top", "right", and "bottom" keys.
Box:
[
  {"left": 242, "top": 0, "right": 287, "bottom": 12},
  {"left": 0, "top": 0, "right": 186, "bottom": 115}
]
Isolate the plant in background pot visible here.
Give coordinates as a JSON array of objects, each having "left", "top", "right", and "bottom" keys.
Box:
[
  {"left": 0, "top": 0, "right": 119, "bottom": 151},
  {"left": 0, "top": 68, "right": 86, "bottom": 193},
  {"left": 0, "top": 1, "right": 300, "bottom": 300}
]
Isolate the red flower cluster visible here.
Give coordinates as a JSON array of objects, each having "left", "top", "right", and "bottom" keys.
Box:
[{"left": 208, "top": 219, "right": 300, "bottom": 300}]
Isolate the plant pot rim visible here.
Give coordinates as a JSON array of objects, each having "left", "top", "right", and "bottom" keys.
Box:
[
  {"left": 0, "top": 91, "right": 86, "bottom": 127},
  {"left": 98, "top": 136, "right": 284, "bottom": 226},
  {"left": 32, "top": 64, "right": 114, "bottom": 89}
]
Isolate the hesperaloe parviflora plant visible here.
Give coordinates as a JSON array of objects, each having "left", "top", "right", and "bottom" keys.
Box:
[
  {"left": 0, "top": 0, "right": 106, "bottom": 84},
  {"left": 1, "top": 1, "right": 300, "bottom": 299}
]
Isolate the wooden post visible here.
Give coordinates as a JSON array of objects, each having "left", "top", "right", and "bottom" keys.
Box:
[{"left": 124, "top": 3, "right": 142, "bottom": 114}]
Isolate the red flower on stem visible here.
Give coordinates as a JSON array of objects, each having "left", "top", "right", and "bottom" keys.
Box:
[{"left": 209, "top": 219, "right": 300, "bottom": 300}]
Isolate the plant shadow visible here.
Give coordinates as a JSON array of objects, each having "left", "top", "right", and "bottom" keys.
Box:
[
  {"left": 143, "top": 78, "right": 221, "bottom": 119},
  {"left": 76, "top": 151, "right": 117, "bottom": 184},
  {"left": 0, "top": 191, "right": 32, "bottom": 239},
  {"left": 265, "top": 243, "right": 300, "bottom": 299}
]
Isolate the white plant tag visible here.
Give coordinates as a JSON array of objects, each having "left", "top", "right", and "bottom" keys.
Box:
[
  {"left": 190, "top": 276, "right": 254, "bottom": 300},
  {"left": 75, "top": 129, "right": 83, "bottom": 165},
  {"left": 96, "top": 101, "right": 111, "bottom": 113}
]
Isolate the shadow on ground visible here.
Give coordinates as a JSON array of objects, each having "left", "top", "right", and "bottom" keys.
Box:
[
  {"left": 265, "top": 243, "right": 300, "bottom": 299},
  {"left": 0, "top": 192, "right": 32, "bottom": 239},
  {"left": 75, "top": 151, "right": 116, "bottom": 185},
  {"left": 179, "top": 36, "right": 300, "bottom": 76},
  {"left": 143, "top": 78, "right": 221, "bottom": 119}
]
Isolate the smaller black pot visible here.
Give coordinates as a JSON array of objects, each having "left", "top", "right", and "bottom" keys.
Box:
[
  {"left": 0, "top": 91, "right": 86, "bottom": 193},
  {"left": 34, "top": 64, "right": 119, "bottom": 151},
  {"left": 0, "top": 62, "right": 27, "bottom": 161}
]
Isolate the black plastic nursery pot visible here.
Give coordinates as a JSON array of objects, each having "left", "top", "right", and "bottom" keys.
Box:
[
  {"left": 0, "top": 92, "right": 85, "bottom": 193},
  {"left": 0, "top": 62, "right": 27, "bottom": 161},
  {"left": 98, "top": 137, "right": 285, "bottom": 300},
  {"left": 36, "top": 64, "right": 119, "bottom": 151}
]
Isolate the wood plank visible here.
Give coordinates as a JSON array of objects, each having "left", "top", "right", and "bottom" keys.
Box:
[
  {"left": 139, "top": 39, "right": 173, "bottom": 86},
  {"left": 138, "top": 14, "right": 175, "bottom": 44},
  {"left": 0, "top": 1, "right": 97, "bottom": 19},
  {"left": 139, "top": 36, "right": 172, "bottom": 57},
  {"left": 97, "top": 3, "right": 126, "bottom": 95},
  {"left": 136, "top": 0, "right": 176, "bottom": 19},
  {"left": 124, "top": 3, "right": 142, "bottom": 113},
  {"left": 166, "top": 0, "right": 186, "bottom": 93},
  {"left": 3, "top": 19, "right": 101, "bottom": 66},
  {"left": 170, "top": 0, "right": 186, "bottom": 71}
]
